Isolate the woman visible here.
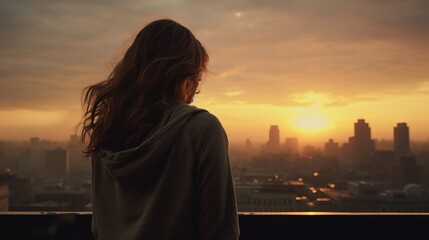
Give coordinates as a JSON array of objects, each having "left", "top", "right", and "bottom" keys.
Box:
[{"left": 80, "top": 19, "right": 240, "bottom": 239}]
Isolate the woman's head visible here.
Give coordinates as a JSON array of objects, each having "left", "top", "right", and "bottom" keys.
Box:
[
  {"left": 80, "top": 19, "right": 208, "bottom": 154},
  {"left": 121, "top": 19, "right": 208, "bottom": 104}
]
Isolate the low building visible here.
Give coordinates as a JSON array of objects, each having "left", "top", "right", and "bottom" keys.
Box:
[
  {"left": 236, "top": 182, "right": 298, "bottom": 212},
  {"left": 0, "top": 185, "right": 9, "bottom": 211},
  {"left": 320, "top": 181, "right": 429, "bottom": 212}
]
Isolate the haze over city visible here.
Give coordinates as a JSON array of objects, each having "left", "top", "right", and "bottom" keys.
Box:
[{"left": 1, "top": 0, "right": 429, "bottom": 144}]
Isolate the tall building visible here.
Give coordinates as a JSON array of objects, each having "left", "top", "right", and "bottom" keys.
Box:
[
  {"left": 302, "top": 145, "right": 321, "bottom": 159},
  {"left": 266, "top": 125, "right": 280, "bottom": 152},
  {"left": 324, "top": 139, "right": 339, "bottom": 158},
  {"left": 18, "top": 149, "right": 34, "bottom": 178},
  {"left": 392, "top": 157, "right": 424, "bottom": 186},
  {"left": 269, "top": 125, "right": 280, "bottom": 146},
  {"left": 394, "top": 123, "right": 410, "bottom": 159},
  {"left": 45, "top": 148, "right": 68, "bottom": 179},
  {"left": 284, "top": 137, "right": 299, "bottom": 155},
  {"left": 30, "top": 137, "right": 40, "bottom": 150},
  {"left": 67, "top": 134, "right": 88, "bottom": 177},
  {"left": 348, "top": 119, "right": 375, "bottom": 168},
  {"left": 354, "top": 119, "right": 371, "bottom": 140},
  {"left": 0, "top": 172, "right": 32, "bottom": 205},
  {"left": 245, "top": 139, "right": 253, "bottom": 150},
  {"left": 28, "top": 137, "right": 47, "bottom": 177},
  {"left": 0, "top": 141, "right": 4, "bottom": 163},
  {"left": 0, "top": 184, "right": 9, "bottom": 211},
  {"left": 370, "top": 150, "right": 395, "bottom": 181}
]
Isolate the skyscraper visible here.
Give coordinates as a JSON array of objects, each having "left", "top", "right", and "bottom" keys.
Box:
[
  {"left": 45, "top": 148, "right": 68, "bottom": 179},
  {"left": 324, "top": 139, "right": 339, "bottom": 158},
  {"left": 266, "top": 125, "right": 280, "bottom": 152},
  {"left": 285, "top": 137, "right": 299, "bottom": 155},
  {"left": 392, "top": 156, "right": 424, "bottom": 186},
  {"left": 394, "top": 123, "right": 410, "bottom": 159},
  {"left": 354, "top": 119, "right": 371, "bottom": 140},
  {"left": 268, "top": 125, "right": 280, "bottom": 146},
  {"left": 348, "top": 119, "right": 375, "bottom": 167}
]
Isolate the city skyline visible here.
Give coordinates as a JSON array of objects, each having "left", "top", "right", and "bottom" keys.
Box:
[
  {"left": 1, "top": 119, "right": 428, "bottom": 151},
  {"left": 1, "top": 1, "right": 429, "bottom": 143}
]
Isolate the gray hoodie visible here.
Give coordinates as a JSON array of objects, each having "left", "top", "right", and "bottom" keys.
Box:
[{"left": 91, "top": 104, "right": 240, "bottom": 240}]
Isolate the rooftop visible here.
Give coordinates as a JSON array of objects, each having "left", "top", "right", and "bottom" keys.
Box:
[{"left": 1, "top": 212, "right": 428, "bottom": 239}]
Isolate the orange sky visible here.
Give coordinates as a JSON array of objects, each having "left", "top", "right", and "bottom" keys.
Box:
[{"left": 1, "top": 0, "right": 429, "bottom": 146}]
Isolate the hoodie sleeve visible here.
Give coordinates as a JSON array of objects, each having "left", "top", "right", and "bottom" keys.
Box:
[{"left": 194, "top": 114, "right": 240, "bottom": 240}]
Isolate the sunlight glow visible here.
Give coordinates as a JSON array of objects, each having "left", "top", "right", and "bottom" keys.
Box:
[
  {"left": 293, "top": 113, "right": 328, "bottom": 132},
  {"left": 291, "top": 91, "right": 332, "bottom": 107},
  {"left": 226, "top": 91, "right": 242, "bottom": 97},
  {"left": 289, "top": 92, "right": 331, "bottom": 133},
  {"left": 0, "top": 110, "right": 65, "bottom": 127}
]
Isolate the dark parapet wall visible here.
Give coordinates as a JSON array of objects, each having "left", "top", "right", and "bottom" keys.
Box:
[{"left": 0, "top": 212, "right": 429, "bottom": 239}]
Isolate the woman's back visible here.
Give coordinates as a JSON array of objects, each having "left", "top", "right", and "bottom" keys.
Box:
[
  {"left": 81, "top": 19, "right": 239, "bottom": 239},
  {"left": 91, "top": 105, "right": 239, "bottom": 239}
]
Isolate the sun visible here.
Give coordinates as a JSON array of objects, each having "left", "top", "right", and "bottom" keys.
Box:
[
  {"left": 293, "top": 113, "right": 328, "bottom": 132},
  {"left": 289, "top": 91, "right": 330, "bottom": 132}
]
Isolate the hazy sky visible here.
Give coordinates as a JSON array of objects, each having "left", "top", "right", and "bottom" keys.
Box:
[{"left": 1, "top": 0, "right": 429, "bottom": 145}]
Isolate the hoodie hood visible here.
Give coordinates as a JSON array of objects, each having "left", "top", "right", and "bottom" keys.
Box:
[{"left": 98, "top": 104, "right": 206, "bottom": 189}]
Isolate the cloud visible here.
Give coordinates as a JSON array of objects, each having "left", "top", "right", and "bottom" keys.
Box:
[
  {"left": 1, "top": 0, "right": 429, "bottom": 111},
  {"left": 225, "top": 90, "right": 242, "bottom": 97}
]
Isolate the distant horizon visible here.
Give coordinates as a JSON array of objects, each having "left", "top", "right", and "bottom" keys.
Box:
[
  {"left": 1, "top": 112, "right": 428, "bottom": 144},
  {"left": 1, "top": 124, "right": 428, "bottom": 150}
]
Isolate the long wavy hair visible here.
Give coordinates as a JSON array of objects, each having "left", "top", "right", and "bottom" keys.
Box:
[{"left": 79, "top": 19, "right": 208, "bottom": 155}]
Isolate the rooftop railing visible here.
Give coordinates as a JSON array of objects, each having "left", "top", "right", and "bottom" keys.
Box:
[{"left": 1, "top": 212, "right": 428, "bottom": 239}]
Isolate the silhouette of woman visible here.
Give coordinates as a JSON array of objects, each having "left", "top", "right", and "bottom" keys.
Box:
[{"left": 80, "top": 19, "right": 240, "bottom": 239}]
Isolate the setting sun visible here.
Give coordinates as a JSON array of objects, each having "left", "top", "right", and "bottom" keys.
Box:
[{"left": 292, "top": 113, "right": 328, "bottom": 132}]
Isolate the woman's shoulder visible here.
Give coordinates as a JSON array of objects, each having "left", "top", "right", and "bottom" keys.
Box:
[
  {"left": 175, "top": 105, "right": 226, "bottom": 142},
  {"left": 187, "top": 106, "right": 223, "bottom": 130},
  {"left": 184, "top": 106, "right": 228, "bottom": 147}
]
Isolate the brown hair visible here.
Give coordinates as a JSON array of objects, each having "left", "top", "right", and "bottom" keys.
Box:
[{"left": 79, "top": 19, "right": 209, "bottom": 155}]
